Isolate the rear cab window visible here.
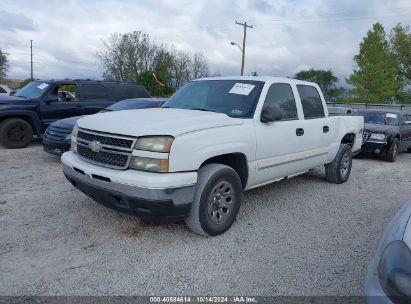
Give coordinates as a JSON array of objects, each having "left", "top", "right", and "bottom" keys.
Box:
[
  {"left": 297, "top": 85, "right": 325, "bottom": 119},
  {"left": 109, "top": 84, "right": 151, "bottom": 101},
  {"left": 82, "top": 84, "right": 109, "bottom": 101}
]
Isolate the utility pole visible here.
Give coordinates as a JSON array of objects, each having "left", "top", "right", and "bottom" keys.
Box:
[
  {"left": 30, "top": 40, "right": 33, "bottom": 80},
  {"left": 235, "top": 21, "right": 253, "bottom": 76}
]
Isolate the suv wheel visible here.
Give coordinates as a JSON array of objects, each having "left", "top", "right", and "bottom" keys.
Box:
[
  {"left": 0, "top": 118, "right": 34, "bottom": 149},
  {"left": 325, "top": 144, "right": 353, "bottom": 184},
  {"left": 185, "top": 164, "right": 242, "bottom": 236},
  {"left": 384, "top": 139, "right": 399, "bottom": 162}
]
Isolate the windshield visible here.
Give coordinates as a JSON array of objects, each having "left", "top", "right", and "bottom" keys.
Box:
[
  {"left": 15, "top": 81, "right": 50, "bottom": 99},
  {"left": 162, "top": 80, "right": 264, "bottom": 118},
  {"left": 360, "top": 111, "right": 399, "bottom": 126}
]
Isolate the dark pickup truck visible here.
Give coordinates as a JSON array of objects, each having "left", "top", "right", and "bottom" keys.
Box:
[
  {"left": 359, "top": 109, "right": 411, "bottom": 162},
  {"left": 0, "top": 79, "right": 150, "bottom": 149}
]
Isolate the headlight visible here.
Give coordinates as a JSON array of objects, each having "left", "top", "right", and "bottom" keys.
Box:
[
  {"left": 72, "top": 124, "right": 79, "bottom": 138},
  {"left": 370, "top": 133, "right": 386, "bottom": 141},
  {"left": 378, "top": 240, "right": 411, "bottom": 300},
  {"left": 134, "top": 136, "right": 174, "bottom": 153},
  {"left": 71, "top": 124, "right": 78, "bottom": 153},
  {"left": 129, "top": 156, "right": 168, "bottom": 172}
]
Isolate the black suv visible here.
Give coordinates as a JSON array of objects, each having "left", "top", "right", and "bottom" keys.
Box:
[
  {"left": 0, "top": 80, "right": 150, "bottom": 149},
  {"left": 359, "top": 110, "right": 411, "bottom": 162}
]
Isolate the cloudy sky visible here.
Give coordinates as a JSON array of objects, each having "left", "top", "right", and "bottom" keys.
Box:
[{"left": 1, "top": 0, "right": 411, "bottom": 84}]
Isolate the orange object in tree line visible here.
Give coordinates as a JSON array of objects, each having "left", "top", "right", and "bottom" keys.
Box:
[{"left": 152, "top": 73, "right": 165, "bottom": 87}]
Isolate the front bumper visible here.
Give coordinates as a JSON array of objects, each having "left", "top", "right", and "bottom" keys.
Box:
[
  {"left": 361, "top": 141, "right": 388, "bottom": 155},
  {"left": 43, "top": 137, "right": 71, "bottom": 155},
  {"left": 61, "top": 151, "right": 197, "bottom": 220}
]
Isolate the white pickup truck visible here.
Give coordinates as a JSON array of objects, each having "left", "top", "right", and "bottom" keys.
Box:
[{"left": 62, "top": 77, "right": 364, "bottom": 236}]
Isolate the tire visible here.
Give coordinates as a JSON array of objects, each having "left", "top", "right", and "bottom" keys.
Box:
[
  {"left": 185, "top": 164, "right": 243, "bottom": 237},
  {"left": 325, "top": 144, "right": 353, "bottom": 184},
  {"left": 0, "top": 118, "right": 33, "bottom": 149},
  {"left": 384, "top": 138, "right": 399, "bottom": 162}
]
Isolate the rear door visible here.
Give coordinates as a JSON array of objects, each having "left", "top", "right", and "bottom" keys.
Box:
[
  {"left": 294, "top": 84, "right": 333, "bottom": 166},
  {"left": 80, "top": 83, "right": 113, "bottom": 115}
]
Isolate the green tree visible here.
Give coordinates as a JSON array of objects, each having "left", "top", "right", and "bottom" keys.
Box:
[
  {"left": 390, "top": 23, "right": 411, "bottom": 83},
  {"left": 0, "top": 49, "right": 9, "bottom": 83},
  {"left": 347, "top": 23, "right": 402, "bottom": 103},
  {"left": 136, "top": 71, "right": 175, "bottom": 97},
  {"left": 294, "top": 68, "right": 342, "bottom": 101}
]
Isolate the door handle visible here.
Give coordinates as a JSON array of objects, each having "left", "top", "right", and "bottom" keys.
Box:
[
  {"left": 296, "top": 128, "right": 304, "bottom": 136},
  {"left": 323, "top": 126, "right": 329, "bottom": 133}
]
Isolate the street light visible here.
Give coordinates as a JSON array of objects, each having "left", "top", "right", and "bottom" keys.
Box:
[{"left": 230, "top": 41, "right": 244, "bottom": 76}]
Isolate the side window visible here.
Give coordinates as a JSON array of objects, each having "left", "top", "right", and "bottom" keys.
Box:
[
  {"left": 83, "top": 84, "right": 109, "bottom": 100},
  {"left": 262, "top": 83, "right": 298, "bottom": 120},
  {"left": 297, "top": 85, "right": 325, "bottom": 119},
  {"left": 51, "top": 84, "right": 79, "bottom": 102},
  {"left": 0, "top": 87, "right": 6, "bottom": 93}
]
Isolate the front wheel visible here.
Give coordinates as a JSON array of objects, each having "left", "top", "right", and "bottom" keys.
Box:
[
  {"left": 384, "top": 139, "right": 399, "bottom": 162},
  {"left": 0, "top": 118, "right": 34, "bottom": 149},
  {"left": 185, "top": 164, "right": 243, "bottom": 236},
  {"left": 325, "top": 144, "right": 353, "bottom": 184}
]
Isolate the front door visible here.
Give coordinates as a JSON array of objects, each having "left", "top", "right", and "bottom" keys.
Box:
[
  {"left": 254, "top": 83, "right": 308, "bottom": 185},
  {"left": 400, "top": 114, "right": 411, "bottom": 151},
  {"left": 39, "top": 82, "right": 83, "bottom": 128}
]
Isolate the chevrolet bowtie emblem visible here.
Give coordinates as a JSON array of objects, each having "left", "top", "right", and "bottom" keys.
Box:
[{"left": 88, "top": 140, "right": 102, "bottom": 153}]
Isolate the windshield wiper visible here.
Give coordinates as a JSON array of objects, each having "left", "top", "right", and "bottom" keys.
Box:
[{"left": 191, "top": 108, "right": 219, "bottom": 113}]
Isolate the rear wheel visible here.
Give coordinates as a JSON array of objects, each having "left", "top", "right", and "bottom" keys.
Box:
[
  {"left": 384, "top": 139, "right": 399, "bottom": 162},
  {"left": 0, "top": 118, "right": 33, "bottom": 149},
  {"left": 325, "top": 144, "right": 353, "bottom": 184},
  {"left": 185, "top": 164, "right": 242, "bottom": 236}
]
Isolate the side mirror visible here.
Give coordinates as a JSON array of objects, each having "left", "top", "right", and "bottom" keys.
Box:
[
  {"left": 261, "top": 106, "right": 282, "bottom": 123},
  {"left": 46, "top": 94, "right": 59, "bottom": 103}
]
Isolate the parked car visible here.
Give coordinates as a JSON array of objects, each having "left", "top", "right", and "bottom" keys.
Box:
[
  {"left": 328, "top": 106, "right": 356, "bottom": 115},
  {"left": 0, "top": 79, "right": 150, "bottom": 149},
  {"left": 0, "top": 84, "right": 11, "bottom": 96},
  {"left": 358, "top": 110, "right": 411, "bottom": 162},
  {"left": 365, "top": 200, "right": 411, "bottom": 304},
  {"left": 61, "top": 76, "right": 364, "bottom": 236},
  {"left": 43, "top": 98, "right": 165, "bottom": 155}
]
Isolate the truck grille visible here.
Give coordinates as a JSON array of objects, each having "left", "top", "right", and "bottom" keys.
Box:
[
  {"left": 363, "top": 130, "right": 371, "bottom": 143},
  {"left": 76, "top": 129, "right": 136, "bottom": 169},
  {"left": 77, "top": 131, "right": 134, "bottom": 149}
]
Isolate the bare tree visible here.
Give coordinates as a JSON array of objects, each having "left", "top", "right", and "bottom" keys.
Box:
[
  {"left": 191, "top": 52, "right": 209, "bottom": 80},
  {"left": 171, "top": 50, "right": 192, "bottom": 89},
  {"left": 97, "top": 31, "right": 211, "bottom": 91}
]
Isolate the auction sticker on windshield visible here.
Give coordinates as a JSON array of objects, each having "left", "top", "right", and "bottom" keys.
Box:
[
  {"left": 229, "top": 83, "right": 255, "bottom": 95},
  {"left": 386, "top": 113, "right": 397, "bottom": 118},
  {"left": 37, "top": 83, "right": 49, "bottom": 90}
]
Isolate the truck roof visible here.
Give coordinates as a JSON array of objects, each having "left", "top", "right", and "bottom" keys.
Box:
[{"left": 195, "top": 76, "right": 318, "bottom": 86}]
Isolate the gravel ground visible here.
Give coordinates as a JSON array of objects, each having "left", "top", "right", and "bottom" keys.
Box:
[{"left": 1, "top": 142, "right": 411, "bottom": 296}]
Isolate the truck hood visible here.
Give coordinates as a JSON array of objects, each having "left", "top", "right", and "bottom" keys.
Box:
[
  {"left": 0, "top": 94, "right": 36, "bottom": 105},
  {"left": 364, "top": 123, "right": 398, "bottom": 133},
  {"left": 77, "top": 108, "right": 244, "bottom": 137}
]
